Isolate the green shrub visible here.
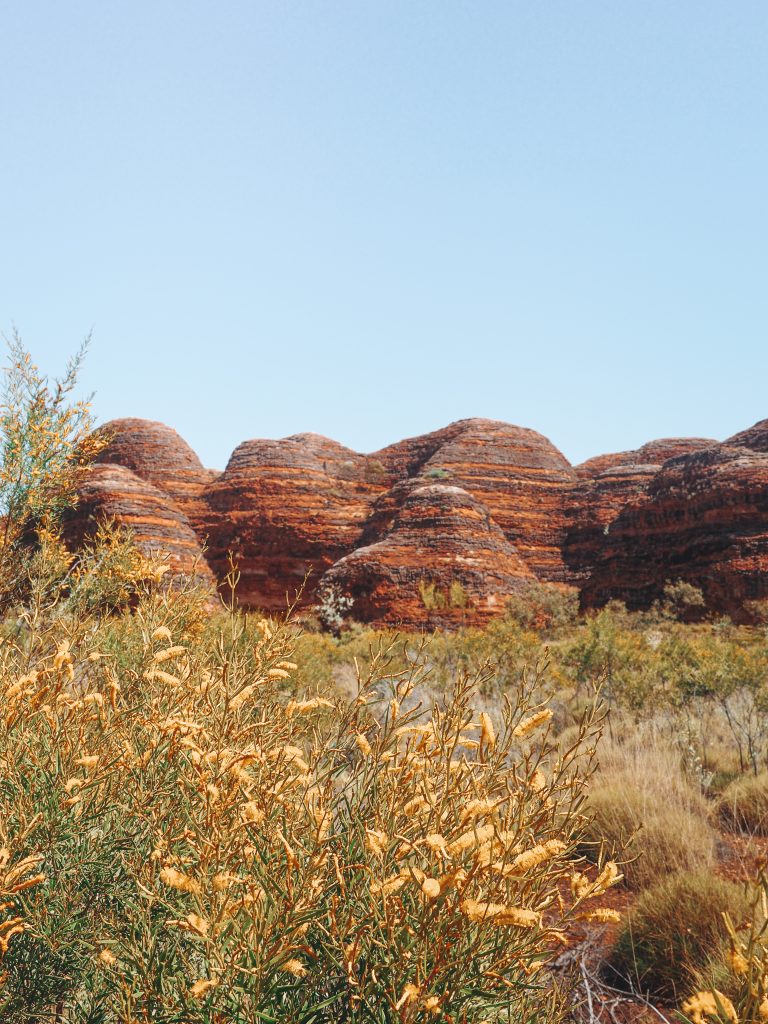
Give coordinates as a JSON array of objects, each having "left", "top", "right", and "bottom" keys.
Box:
[{"left": 605, "top": 870, "right": 752, "bottom": 1001}]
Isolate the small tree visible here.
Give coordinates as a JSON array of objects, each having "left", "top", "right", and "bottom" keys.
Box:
[
  {"left": 0, "top": 331, "right": 105, "bottom": 602},
  {"left": 662, "top": 580, "right": 707, "bottom": 622}
]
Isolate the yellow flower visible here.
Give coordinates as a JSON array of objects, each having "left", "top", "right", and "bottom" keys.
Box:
[
  {"left": 365, "top": 829, "right": 388, "bottom": 858},
  {"left": 395, "top": 983, "right": 420, "bottom": 1010},
  {"left": 727, "top": 948, "right": 749, "bottom": 977},
  {"left": 513, "top": 708, "right": 553, "bottom": 738},
  {"left": 507, "top": 839, "right": 566, "bottom": 875},
  {"left": 371, "top": 874, "right": 406, "bottom": 897},
  {"left": 448, "top": 824, "right": 496, "bottom": 858},
  {"left": 460, "top": 899, "right": 539, "bottom": 927},
  {"left": 159, "top": 866, "right": 201, "bottom": 895},
  {"left": 425, "top": 833, "right": 449, "bottom": 858},
  {"left": 240, "top": 800, "right": 265, "bottom": 825},
  {"left": 185, "top": 912, "right": 209, "bottom": 935},
  {"left": 592, "top": 861, "right": 623, "bottom": 895},
  {"left": 190, "top": 978, "right": 218, "bottom": 998},
  {"left": 577, "top": 908, "right": 621, "bottom": 923},
  {"left": 283, "top": 958, "right": 307, "bottom": 977},
  {"left": 682, "top": 990, "right": 737, "bottom": 1024},
  {"left": 480, "top": 712, "right": 496, "bottom": 750},
  {"left": 421, "top": 877, "right": 441, "bottom": 900},
  {"left": 153, "top": 646, "right": 187, "bottom": 663},
  {"left": 355, "top": 732, "right": 373, "bottom": 757}
]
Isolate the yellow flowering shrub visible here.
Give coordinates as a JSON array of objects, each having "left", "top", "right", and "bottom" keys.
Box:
[{"left": 0, "top": 562, "right": 610, "bottom": 1021}]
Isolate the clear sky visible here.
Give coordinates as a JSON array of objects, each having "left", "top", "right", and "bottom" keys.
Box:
[{"left": 2, "top": 1, "right": 766, "bottom": 470}]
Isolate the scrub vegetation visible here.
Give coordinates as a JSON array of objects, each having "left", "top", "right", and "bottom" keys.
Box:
[{"left": 3, "top": 340, "right": 768, "bottom": 1023}]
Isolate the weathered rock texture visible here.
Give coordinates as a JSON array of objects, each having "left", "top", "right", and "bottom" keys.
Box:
[
  {"left": 68, "top": 415, "right": 768, "bottom": 626},
  {"left": 64, "top": 463, "right": 214, "bottom": 584},
  {"left": 370, "top": 419, "right": 577, "bottom": 581},
  {"left": 581, "top": 442, "right": 768, "bottom": 620},
  {"left": 320, "top": 484, "right": 535, "bottom": 628},
  {"left": 564, "top": 438, "right": 716, "bottom": 582},
  {"left": 93, "top": 419, "right": 216, "bottom": 513},
  {"left": 198, "top": 434, "right": 391, "bottom": 609}
]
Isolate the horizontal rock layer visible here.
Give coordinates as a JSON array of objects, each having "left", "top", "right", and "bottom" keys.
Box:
[
  {"left": 63, "top": 463, "right": 214, "bottom": 585},
  {"left": 66, "top": 416, "right": 768, "bottom": 626},
  {"left": 320, "top": 484, "right": 535, "bottom": 628}
]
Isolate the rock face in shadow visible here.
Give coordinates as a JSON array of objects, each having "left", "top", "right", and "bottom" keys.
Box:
[
  {"left": 64, "top": 463, "right": 214, "bottom": 584},
  {"left": 319, "top": 484, "right": 536, "bottom": 628},
  {"left": 581, "top": 442, "right": 768, "bottom": 620},
  {"left": 564, "top": 438, "right": 716, "bottom": 582},
  {"left": 67, "top": 415, "right": 768, "bottom": 626}
]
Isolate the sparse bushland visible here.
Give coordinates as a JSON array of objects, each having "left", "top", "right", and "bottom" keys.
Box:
[
  {"left": 8, "top": 342, "right": 768, "bottom": 1020},
  {"left": 581, "top": 725, "right": 717, "bottom": 890},
  {"left": 0, "top": 557, "right": 611, "bottom": 1022},
  {"left": 293, "top": 598, "right": 768, "bottom": 1015},
  {"left": 0, "top": 341, "right": 621, "bottom": 1022}
]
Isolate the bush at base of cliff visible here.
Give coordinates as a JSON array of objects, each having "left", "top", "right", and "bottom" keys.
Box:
[{"left": 504, "top": 581, "right": 579, "bottom": 635}]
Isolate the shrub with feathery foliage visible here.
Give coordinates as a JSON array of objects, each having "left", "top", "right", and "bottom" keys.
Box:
[{"left": 0, "top": 339, "right": 613, "bottom": 1022}]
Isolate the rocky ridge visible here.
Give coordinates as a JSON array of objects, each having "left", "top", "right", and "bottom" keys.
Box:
[{"left": 68, "top": 416, "right": 768, "bottom": 626}]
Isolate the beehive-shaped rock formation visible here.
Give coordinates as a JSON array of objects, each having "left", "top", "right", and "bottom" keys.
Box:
[
  {"left": 198, "top": 433, "right": 392, "bottom": 608},
  {"left": 320, "top": 484, "right": 535, "bottom": 628},
  {"left": 564, "top": 438, "right": 716, "bottom": 581},
  {"left": 65, "top": 414, "right": 768, "bottom": 626},
  {"left": 370, "top": 419, "right": 577, "bottom": 581},
  {"left": 64, "top": 463, "right": 213, "bottom": 583}
]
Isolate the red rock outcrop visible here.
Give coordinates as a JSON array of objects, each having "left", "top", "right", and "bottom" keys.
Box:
[
  {"left": 581, "top": 442, "right": 768, "bottom": 619},
  {"left": 319, "top": 484, "right": 536, "bottom": 628},
  {"left": 67, "top": 415, "right": 768, "bottom": 626},
  {"left": 93, "top": 418, "right": 216, "bottom": 516},
  {"left": 64, "top": 463, "right": 214, "bottom": 584},
  {"left": 726, "top": 420, "right": 768, "bottom": 453},
  {"left": 564, "top": 438, "right": 716, "bottom": 582},
  {"left": 370, "top": 419, "right": 577, "bottom": 581},
  {"left": 198, "top": 434, "right": 392, "bottom": 608},
  {"left": 575, "top": 438, "right": 716, "bottom": 480}
]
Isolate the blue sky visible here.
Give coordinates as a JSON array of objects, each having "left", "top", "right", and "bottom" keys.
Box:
[{"left": 2, "top": 1, "right": 766, "bottom": 469}]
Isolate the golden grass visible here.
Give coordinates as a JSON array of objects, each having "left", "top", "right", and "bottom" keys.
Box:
[
  {"left": 717, "top": 772, "right": 768, "bottom": 837},
  {"left": 581, "top": 723, "right": 717, "bottom": 890}
]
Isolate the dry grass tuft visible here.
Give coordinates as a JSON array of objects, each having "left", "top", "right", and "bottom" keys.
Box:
[
  {"left": 717, "top": 773, "right": 768, "bottom": 837},
  {"left": 605, "top": 869, "right": 752, "bottom": 1002},
  {"left": 581, "top": 724, "right": 717, "bottom": 890}
]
